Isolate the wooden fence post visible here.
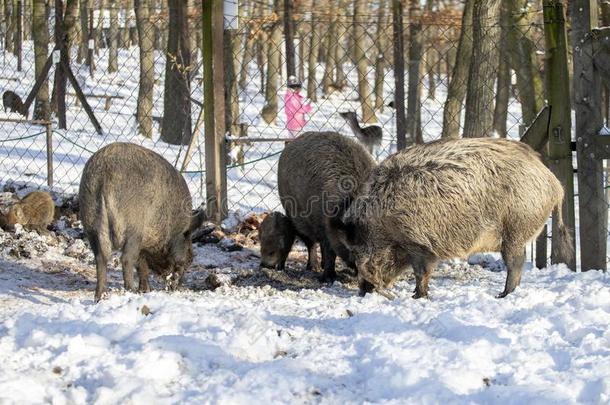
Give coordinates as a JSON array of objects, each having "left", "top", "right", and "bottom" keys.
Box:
[
  {"left": 393, "top": 0, "right": 407, "bottom": 150},
  {"left": 571, "top": 0, "right": 607, "bottom": 271},
  {"left": 543, "top": 0, "right": 576, "bottom": 269},
  {"left": 203, "top": 0, "right": 228, "bottom": 222}
]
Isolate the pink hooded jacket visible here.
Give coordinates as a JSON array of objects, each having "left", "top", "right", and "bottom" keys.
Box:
[{"left": 284, "top": 90, "right": 312, "bottom": 132}]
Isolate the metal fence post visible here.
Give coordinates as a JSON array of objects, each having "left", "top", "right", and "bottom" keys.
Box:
[
  {"left": 203, "top": 0, "right": 228, "bottom": 222},
  {"left": 16, "top": 0, "right": 21, "bottom": 72},
  {"left": 46, "top": 122, "right": 53, "bottom": 188}
]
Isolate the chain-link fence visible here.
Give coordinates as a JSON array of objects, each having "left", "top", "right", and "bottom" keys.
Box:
[
  {"left": 0, "top": 3, "right": 206, "bottom": 205},
  {"left": 0, "top": 2, "right": 605, "bottom": 269},
  {"left": 224, "top": 6, "right": 547, "bottom": 213}
]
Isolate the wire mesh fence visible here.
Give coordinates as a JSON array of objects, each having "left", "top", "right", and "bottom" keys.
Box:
[
  {"left": 0, "top": 2, "right": 605, "bottom": 269},
  {"left": 224, "top": 6, "right": 547, "bottom": 214},
  {"left": 0, "top": 3, "right": 207, "bottom": 205}
]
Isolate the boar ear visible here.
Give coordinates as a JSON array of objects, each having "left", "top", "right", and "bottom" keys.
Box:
[{"left": 189, "top": 210, "right": 207, "bottom": 233}]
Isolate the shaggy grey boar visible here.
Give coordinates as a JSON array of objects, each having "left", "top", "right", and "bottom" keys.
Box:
[
  {"left": 260, "top": 131, "right": 375, "bottom": 282},
  {"left": 0, "top": 191, "right": 55, "bottom": 232},
  {"left": 329, "top": 138, "right": 572, "bottom": 298},
  {"left": 79, "top": 142, "right": 205, "bottom": 302}
]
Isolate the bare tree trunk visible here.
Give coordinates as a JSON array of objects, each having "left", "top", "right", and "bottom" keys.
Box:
[
  {"left": 441, "top": 0, "right": 474, "bottom": 139},
  {"left": 333, "top": 0, "right": 349, "bottom": 90},
  {"left": 354, "top": 0, "right": 376, "bottom": 123},
  {"left": 224, "top": 26, "right": 241, "bottom": 137},
  {"left": 33, "top": 0, "right": 49, "bottom": 120},
  {"left": 121, "top": 0, "right": 133, "bottom": 48},
  {"left": 261, "top": 0, "right": 282, "bottom": 124},
  {"left": 493, "top": 0, "right": 510, "bottom": 137},
  {"left": 306, "top": 0, "right": 319, "bottom": 101},
  {"left": 406, "top": 0, "right": 423, "bottom": 143},
  {"left": 107, "top": 0, "right": 118, "bottom": 72},
  {"left": 602, "top": 1, "right": 610, "bottom": 125},
  {"left": 284, "top": 0, "right": 295, "bottom": 78},
  {"left": 134, "top": 0, "right": 154, "bottom": 138},
  {"left": 0, "top": 1, "right": 5, "bottom": 54},
  {"left": 78, "top": 0, "right": 91, "bottom": 63},
  {"left": 463, "top": 0, "right": 501, "bottom": 138},
  {"left": 5, "top": 0, "right": 14, "bottom": 53},
  {"left": 373, "top": 0, "right": 387, "bottom": 110},
  {"left": 238, "top": 1, "right": 255, "bottom": 90},
  {"left": 509, "top": 0, "right": 544, "bottom": 126},
  {"left": 64, "top": 0, "right": 79, "bottom": 47},
  {"left": 256, "top": 31, "right": 267, "bottom": 92},
  {"left": 322, "top": 4, "right": 337, "bottom": 96},
  {"left": 23, "top": 0, "right": 30, "bottom": 40},
  {"left": 160, "top": 0, "right": 192, "bottom": 144}
]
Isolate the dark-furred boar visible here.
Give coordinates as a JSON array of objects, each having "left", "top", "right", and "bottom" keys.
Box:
[
  {"left": 259, "top": 132, "right": 375, "bottom": 282},
  {"left": 79, "top": 142, "right": 205, "bottom": 302}
]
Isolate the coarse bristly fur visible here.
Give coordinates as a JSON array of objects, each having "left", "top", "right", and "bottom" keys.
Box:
[
  {"left": 79, "top": 142, "right": 206, "bottom": 302},
  {"left": 328, "top": 138, "right": 572, "bottom": 299},
  {"left": 259, "top": 131, "right": 376, "bottom": 282},
  {"left": 0, "top": 191, "right": 55, "bottom": 233}
]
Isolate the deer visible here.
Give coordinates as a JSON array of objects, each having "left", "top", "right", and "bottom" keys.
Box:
[{"left": 338, "top": 111, "right": 382, "bottom": 157}]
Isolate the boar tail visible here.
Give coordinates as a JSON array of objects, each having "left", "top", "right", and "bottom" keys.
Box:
[
  {"left": 552, "top": 202, "right": 574, "bottom": 267},
  {"left": 96, "top": 194, "right": 113, "bottom": 254}
]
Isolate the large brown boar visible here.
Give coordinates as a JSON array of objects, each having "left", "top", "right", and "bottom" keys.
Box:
[
  {"left": 259, "top": 132, "right": 375, "bottom": 282},
  {"left": 329, "top": 138, "right": 572, "bottom": 298},
  {"left": 79, "top": 142, "right": 205, "bottom": 302}
]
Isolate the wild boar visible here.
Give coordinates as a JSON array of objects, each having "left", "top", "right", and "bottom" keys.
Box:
[
  {"left": 0, "top": 191, "right": 55, "bottom": 232},
  {"left": 79, "top": 142, "right": 205, "bottom": 302},
  {"left": 259, "top": 212, "right": 295, "bottom": 271},
  {"left": 260, "top": 131, "right": 375, "bottom": 282},
  {"left": 2, "top": 90, "right": 27, "bottom": 117},
  {"left": 329, "top": 138, "right": 572, "bottom": 298}
]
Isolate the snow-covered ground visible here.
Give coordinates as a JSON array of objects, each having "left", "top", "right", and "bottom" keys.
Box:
[
  {"left": 0, "top": 31, "right": 609, "bottom": 405},
  {"left": 0, "top": 222, "right": 609, "bottom": 404}
]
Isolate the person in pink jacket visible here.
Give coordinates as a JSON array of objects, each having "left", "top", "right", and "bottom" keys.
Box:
[{"left": 284, "top": 75, "right": 312, "bottom": 137}]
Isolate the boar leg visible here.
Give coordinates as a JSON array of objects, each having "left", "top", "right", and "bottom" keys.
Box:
[
  {"left": 300, "top": 234, "right": 319, "bottom": 271},
  {"left": 413, "top": 259, "right": 435, "bottom": 299},
  {"left": 137, "top": 256, "right": 151, "bottom": 293},
  {"left": 89, "top": 232, "right": 111, "bottom": 303},
  {"left": 319, "top": 238, "right": 337, "bottom": 283},
  {"left": 497, "top": 245, "right": 525, "bottom": 298},
  {"left": 120, "top": 236, "right": 141, "bottom": 292}
]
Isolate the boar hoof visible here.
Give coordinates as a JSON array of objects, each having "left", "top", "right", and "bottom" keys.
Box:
[
  {"left": 496, "top": 291, "right": 510, "bottom": 299},
  {"left": 412, "top": 291, "right": 428, "bottom": 299},
  {"left": 306, "top": 263, "right": 321, "bottom": 272},
  {"left": 358, "top": 280, "right": 375, "bottom": 296},
  {"left": 318, "top": 271, "right": 337, "bottom": 284}
]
